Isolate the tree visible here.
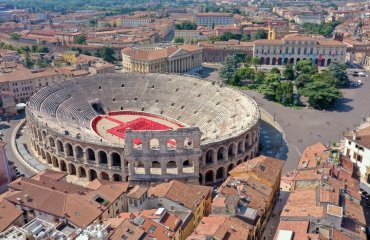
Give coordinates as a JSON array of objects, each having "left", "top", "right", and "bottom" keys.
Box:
[
  {"left": 251, "top": 29, "right": 268, "bottom": 40},
  {"left": 295, "top": 59, "right": 318, "bottom": 75},
  {"left": 327, "top": 61, "right": 349, "bottom": 88},
  {"left": 295, "top": 73, "right": 312, "bottom": 88},
  {"left": 241, "top": 33, "right": 251, "bottom": 42},
  {"left": 300, "top": 81, "right": 341, "bottom": 109},
  {"left": 35, "top": 55, "right": 48, "bottom": 68},
  {"left": 250, "top": 57, "right": 261, "bottom": 73},
  {"left": 23, "top": 52, "right": 34, "bottom": 69},
  {"left": 219, "top": 55, "right": 241, "bottom": 83},
  {"left": 173, "top": 37, "right": 184, "bottom": 44},
  {"left": 74, "top": 34, "right": 87, "bottom": 44},
  {"left": 18, "top": 46, "right": 30, "bottom": 54},
  {"left": 10, "top": 32, "right": 21, "bottom": 40},
  {"left": 283, "top": 64, "right": 295, "bottom": 80},
  {"left": 231, "top": 66, "right": 255, "bottom": 86},
  {"left": 311, "top": 71, "right": 339, "bottom": 88},
  {"left": 96, "top": 47, "right": 116, "bottom": 63},
  {"left": 175, "top": 21, "right": 197, "bottom": 30},
  {"left": 270, "top": 67, "right": 281, "bottom": 75}
]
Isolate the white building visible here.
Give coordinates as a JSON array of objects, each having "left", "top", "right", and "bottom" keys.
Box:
[
  {"left": 121, "top": 17, "right": 153, "bottom": 27},
  {"left": 196, "top": 13, "right": 234, "bottom": 26},
  {"left": 253, "top": 34, "right": 347, "bottom": 66},
  {"left": 343, "top": 126, "right": 370, "bottom": 193},
  {"left": 174, "top": 30, "right": 208, "bottom": 43}
]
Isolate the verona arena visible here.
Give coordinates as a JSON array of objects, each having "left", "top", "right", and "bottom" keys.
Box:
[{"left": 26, "top": 72, "right": 260, "bottom": 185}]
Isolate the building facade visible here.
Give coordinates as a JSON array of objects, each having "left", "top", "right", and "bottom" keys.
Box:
[
  {"left": 121, "top": 45, "right": 202, "bottom": 74},
  {"left": 196, "top": 13, "right": 235, "bottom": 26},
  {"left": 253, "top": 34, "right": 347, "bottom": 66}
]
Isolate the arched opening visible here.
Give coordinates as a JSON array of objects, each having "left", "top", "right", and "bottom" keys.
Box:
[
  {"left": 70, "top": 163, "right": 76, "bottom": 175},
  {"left": 367, "top": 174, "right": 370, "bottom": 184},
  {"left": 166, "top": 161, "right": 178, "bottom": 174},
  {"left": 278, "top": 58, "right": 282, "bottom": 65},
  {"left": 183, "top": 160, "right": 193, "bottom": 167},
  {"left": 244, "top": 155, "right": 250, "bottom": 162},
  {"left": 36, "top": 145, "right": 41, "bottom": 155},
  {"left": 228, "top": 144, "right": 235, "bottom": 158},
  {"left": 184, "top": 137, "right": 193, "bottom": 149},
  {"left": 41, "top": 149, "right": 46, "bottom": 160},
  {"left": 238, "top": 141, "right": 243, "bottom": 154},
  {"left": 314, "top": 58, "right": 318, "bottom": 65},
  {"left": 237, "top": 160, "right": 242, "bottom": 165},
  {"left": 266, "top": 57, "right": 270, "bottom": 65},
  {"left": 327, "top": 59, "right": 331, "bottom": 66},
  {"left": 216, "top": 167, "right": 224, "bottom": 180},
  {"left": 111, "top": 152, "right": 121, "bottom": 167},
  {"left": 151, "top": 161, "right": 161, "bottom": 175},
  {"left": 66, "top": 143, "right": 73, "bottom": 157},
  {"left": 49, "top": 137, "right": 55, "bottom": 148},
  {"left": 149, "top": 139, "right": 160, "bottom": 150},
  {"left": 205, "top": 149, "right": 214, "bottom": 164},
  {"left": 167, "top": 139, "right": 176, "bottom": 150},
  {"left": 87, "top": 148, "right": 95, "bottom": 161},
  {"left": 89, "top": 169, "right": 97, "bottom": 181},
  {"left": 46, "top": 152, "right": 51, "bottom": 164},
  {"left": 245, "top": 134, "right": 250, "bottom": 148},
  {"left": 271, "top": 57, "right": 276, "bottom": 65},
  {"left": 296, "top": 58, "right": 301, "bottom": 63},
  {"left": 57, "top": 140, "right": 64, "bottom": 153},
  {"left": 320, "top": 59, "right": 325, "bottom": 67},
  {"left": 205, "top": 170, "right": 214, "bottom": 184},
  {"left": 199, "top": 173, "right": 203, "bottom": 185},
  {"left": 99, "top": 151, "right": 108, "bottom": 165},
  {"left": 250, "top": 151, "right": 255, "bottom": 159},
  {"left": 75, "top": 146, "right": 83, "bottom": 159},
  {"left": 284, "top": 58, "right": 288, "bottom": 65},
  {"left": 60, "top": 160, "right": 67, "bottom": 172},
  {"left": 289, "top": 58, "right": 294, "bottom": 64},
  {"left": 132, "top": 138, "right": 142, "bottom": 150},
  {"left": 79, "top": 167, "right": 87, "bottom": 178},
  {"left": 101, "top": 172, "right": 109, "bottom": 181},
  {"left": 217, "top": 147, "right": 225, "bottom": 161},
  {"left": 183, "top": 160, "right": 194, "bottom": 173},
  {"left": 52, "top": 156, "right": 59, "bottom": 168},
  {"left": 227, "top": 163, "right": 234, "bottom": 175},
  {"left": 152, "top": 161, "right": 161, "bottom": 168},
  {"left": 113, "top": 174, "right": 122, "bottom": 181},
  {"left": 37, "top": 130, "right": 42, "bottom": 142},
  {"left": 260, "top": 57, "right": 264, "bottom": 64}
]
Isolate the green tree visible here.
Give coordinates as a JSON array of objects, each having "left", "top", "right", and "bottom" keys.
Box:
[
  {"left": 74, "top": 34, "right": 87, "bottom": 44},
  {"left": 295, "top": 73, "right": 312, "bottom": 88},
  {"left": 241, "top": 33, "right": 251, "bottom": 42},
  {"left": 250, "top": 57, "right": 261, "bottom": 73},
  {"left": 231, "top": 66, "right": 255, "bottom": 86},
  {"left": 327, "top": 61, "right": 349, "bottom": 88},
  {"left": 300, "top": 81, "right": 342, "bottom": 109},
  {"left": 219, "top": 54, "right": 241, "bottom": 83},
  {"left": 296, "top": 59, "right": 318, "bottom": 75},
  {"left": 173, "top": 37, "right": 184, "bottom": 44},
  {"left": 96, "top": 47, "right": 116, "bottom": 63},
  {"left": 18, "top": 46, "right": 30, "bottom": 54},
  {"left": 175, "top": 21, "right": 197, "bottom": 30},
  {"left": 35, "top": 55, "right": 48, "bottom": 68},
  {"left": 270, "top": 67, "right": 281, "bottom": 75},
  {"left": 251, "top": 29, "right": 268, "bottom": 40},
  {"left": 10, "top": 32, "right": 21, "bottom": 40},
  {"left": 283, "top": 64, "right": 295, "bottom": 80},
  {"left": 23, "top": 52, "right": 34, "bottom": 69},
  {"left": 311, "top": 71, "right": 339, "bottom": 87}
]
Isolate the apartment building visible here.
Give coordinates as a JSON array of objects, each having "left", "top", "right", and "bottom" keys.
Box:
[
  {"left": 253, "top": 34, "right": 347, "bottom": 66},
  {"left": 196, "top": 13, "right": 235, "bottom": 26}
]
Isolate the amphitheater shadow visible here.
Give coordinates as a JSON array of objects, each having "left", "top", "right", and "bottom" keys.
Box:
[
  {"left": 259, "top": 119, "right": 288, "bottom": 161},
  {"left": 199, "top": 66, "right": 217, "bottom": 79}
]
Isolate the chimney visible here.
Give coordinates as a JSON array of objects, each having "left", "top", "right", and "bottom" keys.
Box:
[{"left": 352, "top": 130, "right": 357, "bottom": 141}]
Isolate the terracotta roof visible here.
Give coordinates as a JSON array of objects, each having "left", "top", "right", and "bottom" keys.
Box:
[
  {"left": 148, "top": 180, "right": 211, "bottom": 211},
  {"left": 126, "top": 185, "right": 148, "bottom": 199},
  {"left": 346, "top": 126, "right": 370, "bottom": 149},
  {"left": 196, "top": 13, "right": 233, "bottom": 17},
  {"left": 298, "top": 142, "right": 329, "bottom": 170},
  {"left": 0, "top": 197, "right": 23, "bottom": 232},
  {"left": 274, "top": 221, "right": 320, "bottom": 240},
  {"left": 108, "top": 218, "right": 146, "bottom": 240},
  {"left": 229, "top": 155, "right": 284, "bottom": 186},
  {"left": 31, "top": 169, "right": 67, "bottom": 181}
]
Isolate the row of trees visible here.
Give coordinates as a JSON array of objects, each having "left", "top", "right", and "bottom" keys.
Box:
[
  {"left": 0, "top": 41, "right": 49, "bottom": 54},
  {"left": 209, "top": 30, "right": 268, "bottom": 42},
  {"left": 302, "top": 21, "right": 342, "bottom": 37},
  {"left": 175, "top": 21, "right": 197, "bottom": 30},
  {"left": 71, "top": 46, "right": 116, "bottom": 63},
  {"left": 219, "top": 54, "right": 348, "bottom": 109}
]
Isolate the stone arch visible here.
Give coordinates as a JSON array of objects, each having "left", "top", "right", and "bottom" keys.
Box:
[
  {"left": 289, "top": 58, "right": 294, "bottom": 64},
  {"left": 183, "top": 159, "right": 193, "bottom": 167},
  {"left": 36, "top": 144, "right": 41, "bottom": 155},
  {"left": 79, "top": 166, "right": 87, "bottom": 178},
  {"left": 284, "top": 58, "right": 288, "bottom": 64},
  {"left": 149, "top": 138, "right": 160, "bottom": 150},
  {"left": 151, "top": 161, "right": 161, "bottom": 175},
  {"left": 320, "top": 58, "right": 325, "bottom": 67},
  {"left": 152, "top": 161, "right": 161, "bottom": 168},
  {"left": 101, "top": 172, "right": 110, "bottom": 181},
  {"left": 98, "top": 150, "right": 108, "bottom": 165},
  {"left": 199, "top": 173, "right": 203, "bottom": 185},
  {"left": 205, "top": 170, "right": 214, "bottom": 184},
  {"left": 111, "top": 152, "right": 121, "bottom": 167},
  {"left": 228, "top": 143, "right": 236, "bottom": 159},
  {"left": 237, "top": 160, "right": 242, "bottom": 165},
  {"left": 57, "top": 140, "right": 64, "bottom": 153},
  {"left": 227, "top": 163, "right": 234, "bottom": 175},
  {"left": 113, "top": 174, "right": 122, "bottom": 181},
  {"left": 184, "top": 137, "right": 193, "bottom": 149},
  {"left": 52, "top": 156, "right": 59, "bottom": 168},
  {"left": 37, "top": 129, "right": 42, "bottom": 142},
  {"left": 69, "top": 163, "right": 76, "bottom": 175},
  {"left": 250, "top": 150, "right": 255, "bottom": 159},
  {"left": 167, "top": 139, "right": 176, "bottom": 150},
  {"left": 216, "top": 167, "right": 225, "bottom": 180},
  {"left": 205, "top": 149, "right": 214, "bottom": 164},
  {"left": 166, "top": 161, "right": 178, "bottom": 174},
  {"left": 49, "top": 136, "right": 55, "bottom": 148},
  {"left": 314, "top": 58, "right": 318, "bottom": 65},
  {"left": 278, "top": 57, "right": 282, "bottom": 65},
  {"left": 271, "top": 57, "right": 276, "bottom": 65},
  {"left": 40, "top": 149, "right": 46, "bottom": 160},
  {"left": 42, "top": 131, "right": 47, "bottom": 141},
  {"left": 217, "top": 146, "right": 226, "bottom": 162},
  {"left": 75, "top": 145, "right": 83, "bottom": 159},
  {"left": 327, "top": 59, "right": 331, "bottom": 66},
  {"left": 89, "top": 169, "right": 97, "bottom": 181},
  {"left": 87, "top": 148, "right": 95, "bottom": 161},
  {"left": 136, "top": 159, "right": 144, "bottom": 168},
  {"left": 60, "top": 160, "right": 67, "bottom": 172},
  {"left": 260, "top": 57, "right": 264, "bottom": 64},
  {"left": 266, "top": 57, "right": 270, "bottom": 65},
  {"left": 46, "top": 152, "right": 52, "bottom": 164},
  {"left": 244, "top": 155, "right": 250, "bottom": 162},
  {"left": 65, "top": 142, "right": 74, "bottom": 157},
  {"left": 296, "top": 58, "right": 301, "bottom": 63},
  {"left": 245, "top": 134, "right": 251, "bottom": 148},
  {"left": 238, "top": 141, "right": 243, "bottom": 154}
]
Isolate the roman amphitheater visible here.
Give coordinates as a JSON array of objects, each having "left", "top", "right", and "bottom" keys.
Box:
[{"left": 26, "top": 73, "right": 260, "bottom": 185}]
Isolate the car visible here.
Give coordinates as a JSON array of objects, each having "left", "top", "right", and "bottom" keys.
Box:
[{"left": 353, "top": 73, "right": 359, "bottom": 77}]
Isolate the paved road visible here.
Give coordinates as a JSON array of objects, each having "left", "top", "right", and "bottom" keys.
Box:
[
  {"left": 201, "top": 65, "right": 370, "bottom": 173},
  {"left": 1, "top": 113, "right": 35, "bottom": 177}
]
